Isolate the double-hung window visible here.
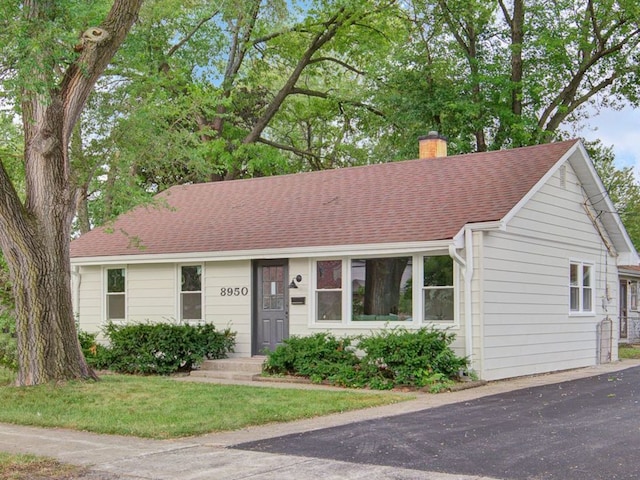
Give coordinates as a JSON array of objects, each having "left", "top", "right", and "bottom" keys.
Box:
[
  {"left": 630, "top": 281, "right": 638, "bottom": 311},
  {"left": 423, "top": 256, "right": 454, "bottom": 322},
  {"left": 181, "top": 265, "right": 202, "bottom": 321},
  {"left": 316, "top": 260, "right": 342, "bottom": 322},
  {"left": 106, "top": 268, "right": 126, "bottom": 321},
  {"left": 569, "top": 261, "right": 593, "bottom": 313}
]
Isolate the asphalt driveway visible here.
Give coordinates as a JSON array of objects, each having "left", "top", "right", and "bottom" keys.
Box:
[{"left": 233, "top": 365, "right": 640, "bottom": 480}]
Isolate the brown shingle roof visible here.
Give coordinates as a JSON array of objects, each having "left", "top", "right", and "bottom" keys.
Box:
[{"left": 70, "top": 140, "right": 579, "bottom": 258}]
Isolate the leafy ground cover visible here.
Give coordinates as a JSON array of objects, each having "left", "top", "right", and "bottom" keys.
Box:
[
  {"left": 263, "top": 329, "right": 470, "bottom": 392},
  {"left": 0, "top": 370, "right": 410, "bottom": 439}
]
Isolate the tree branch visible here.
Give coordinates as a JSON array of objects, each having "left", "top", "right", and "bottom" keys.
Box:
[
  {"left": 256, "top": 137, "right": 321, "bottom": 161},
  {"left": 0, "top": 158, "right": 29, "bottom": 242},
  {"left": 60, "top": 0, "right": 145, "bottom": 145},
  {"left": 587, "top": 0, "right": 604, "bottom": 48},
  {"left": 544, "top": 72, "right": 619, "bottom": 133},
  {"left": 290, "top": 87, "right": 385, "bottom": 117},
  {"left": 243, "top": 7, "right": 351, "bottom": 144},
  {"left": 308, "top": 56, "right": 365, "bottom": 75},
  {"left": 166, "top": 10, "right": 220, "bottom": 58},
  {"left": 538, "top": 28, "right": 640, "bottom": 131},
  {"left": 498, "top": 0, "right": 511, "bottom": 25}
]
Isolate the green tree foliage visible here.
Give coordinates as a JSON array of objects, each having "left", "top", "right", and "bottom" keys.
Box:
[
  {"left": 373, "top": 0, "right": 640, "bottom": 158},
  {"left": 586, "top": 140, "right": 640, "bottom": 249},
  {"left": 75, "top": 0, "right": 401, "bottom": 229}
]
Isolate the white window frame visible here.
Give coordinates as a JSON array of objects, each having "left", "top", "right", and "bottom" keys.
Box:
[
  {"left": 310, "top": 253, "right": 458, "bottom": 328},
  {"left": 420, "top": 254, "right": 457, "bottom": 325},
  {"left": 569, "top": 260, "right": 595, "bottom": 315},
  {"left": 630, "top": 281, "right": 638, "bottom": 312},
  {"left": 178, "top": 264, "right": 204, "bottom": 323},
  {"left": 313, "top": 259, "right": 344, "bottom": 323},
  {"left": 104, "top": 266, "right": 127, "bottom": 324}
]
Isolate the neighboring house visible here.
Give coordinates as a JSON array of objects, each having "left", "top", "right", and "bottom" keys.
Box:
[
  {"left": 618, "top": 265, "right": 640, "bottom": 343},
  {"left": 70, "top": 135, "right": 639, "bottom": 381}
]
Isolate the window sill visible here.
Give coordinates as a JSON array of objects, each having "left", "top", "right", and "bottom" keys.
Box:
[{"left": 309, "top": 321, "right": 460, "bottom": 330}]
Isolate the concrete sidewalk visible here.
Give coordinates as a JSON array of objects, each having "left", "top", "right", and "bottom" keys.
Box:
[{"left": 1, "top": 360, "right": 638, "bottom": 480}]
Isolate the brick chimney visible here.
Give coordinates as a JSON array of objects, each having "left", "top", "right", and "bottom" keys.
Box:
[{"left": 418, "top": 131, "right": 447, "bottom": 159}]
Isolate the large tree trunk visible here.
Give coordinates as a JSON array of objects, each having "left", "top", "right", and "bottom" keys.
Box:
[
  {"left": 2, "top": 221, "right": 95, "bottom": 385},
  {"left": 0, "top": 0, "right": 144, "bottom": 386}
]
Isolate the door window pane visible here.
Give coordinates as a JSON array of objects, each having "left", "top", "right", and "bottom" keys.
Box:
[{"left": 262, "top": 266, "right": 284, "bottom": 311}]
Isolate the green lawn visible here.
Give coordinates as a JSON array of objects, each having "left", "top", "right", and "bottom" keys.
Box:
[
  {"left": 0, "top": 452, "right": 85, "bottom": 479},
  {"left": 0, "top": 371, "right": 411, "bottom": 439},
  {"left": 618, "top": 344, "right": 640, "bottom": 359}
]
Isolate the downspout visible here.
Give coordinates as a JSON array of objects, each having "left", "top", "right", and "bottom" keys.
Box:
[
  {"left": 72, "top": 265, "right": 80, "bottom": 326},
  {"left": 449, "top": 228, "right": 474, "bottom": 367}
]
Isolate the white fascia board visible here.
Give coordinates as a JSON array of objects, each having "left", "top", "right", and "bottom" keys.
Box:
[
  {"left": 501, "top": 140, "right": 638, "bottom": 264},
  {"left": 452, "top": 220, "right": 506, "bottom": 246},
  {"left": 501, "top": 141, "right": 581, "bottom": 227},
  {"left": 70, "top": 239, "right": 455, "bottom": 266},
  {"left": 570, "top": 142, "right": 639, "bottom": 263},
  {"left": 617, "top": 252, "right": 640, "bottom": 267}
]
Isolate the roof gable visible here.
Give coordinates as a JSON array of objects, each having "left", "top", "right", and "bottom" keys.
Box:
[{"left": 71, "top": 140, "right": 587, "bottom": 259}]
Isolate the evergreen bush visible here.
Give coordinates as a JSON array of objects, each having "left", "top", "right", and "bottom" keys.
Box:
[{"left": 103, "top": 322, "right": 236, "bottom": 374}]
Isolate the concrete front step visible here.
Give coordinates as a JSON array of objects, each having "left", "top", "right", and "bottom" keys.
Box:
[
  {"left": 199, "top": 357, "right": 265, "bottom": 373},
  {"left": 191, "top": 357, "right": 265, "bottom": 381}
]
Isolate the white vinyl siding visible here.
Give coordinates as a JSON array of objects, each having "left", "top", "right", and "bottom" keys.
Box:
[
  {"left": 478, "top": 162, "right": 618, "bottom": 380},
  {"left": 75, "top": 266, "right": 102, "bottom": 335},
  {"left": 204, "top": 260, "right": 252, "bottom": 356},
  {"left": 127, "top": 264, "right": 176, "bottom": 322}
]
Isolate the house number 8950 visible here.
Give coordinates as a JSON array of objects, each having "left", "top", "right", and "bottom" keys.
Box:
[{"left": 220, "top": 287, "right": 249, "bottom": 296}]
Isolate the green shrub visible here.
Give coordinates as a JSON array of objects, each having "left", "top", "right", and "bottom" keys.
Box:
[
  {"left": 77, "top": 330, "right": 111, "bottom": 370},
  {"left": 263, "top": 327, "right": 468, "bottom": 391},
  {"left": 263, "top": 332, "right": 360, "bottom": 383},
  {"left": 358, "top": 327, "right": 468, "bottom": 388},
  {"left": 103, "top": 322, "right": 236, "bottom": 375}
]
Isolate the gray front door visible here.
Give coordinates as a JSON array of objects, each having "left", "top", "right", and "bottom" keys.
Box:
[{"left": 254, "top": 260, "right": 289, "bottom": 354}]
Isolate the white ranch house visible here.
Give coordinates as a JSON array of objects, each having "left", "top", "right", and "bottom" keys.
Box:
[{"left": 70, "top": 136, "right": 639, "bottom": 381}]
